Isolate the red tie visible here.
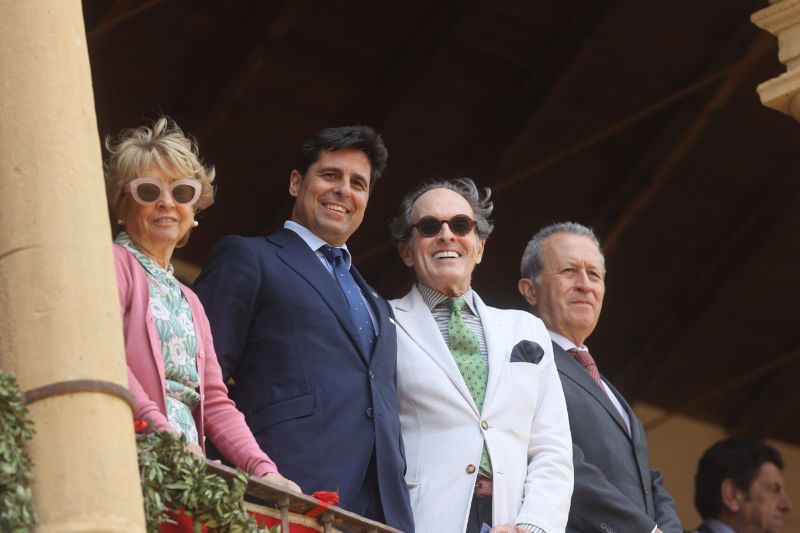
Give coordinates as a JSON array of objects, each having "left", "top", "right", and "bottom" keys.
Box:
[{"left": 568, "top": 348, "right": 603, "bottom": 387}]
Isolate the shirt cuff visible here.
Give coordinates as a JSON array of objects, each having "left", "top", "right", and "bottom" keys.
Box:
[
  {"left": 651, "top": 527, "right": 658, "bottom": 533},
  {"left": 517, "top": 524, "right": 545, "bottom": 533}
]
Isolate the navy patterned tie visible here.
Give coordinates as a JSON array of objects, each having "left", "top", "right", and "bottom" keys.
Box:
[{"left": 320, "top": 246, "right": 376, "bottom": 358}]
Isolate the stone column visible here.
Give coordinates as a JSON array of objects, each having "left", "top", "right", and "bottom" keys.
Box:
[
  {"left": 752, "top": 0, "right": 800, "bottom": 120},
  {"left": 0, "top": 1, "right": 145, "bottom": 531}
]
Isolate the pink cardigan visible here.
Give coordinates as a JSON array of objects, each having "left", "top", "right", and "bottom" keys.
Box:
[{"left": 114, "top": 243, "right": 277, "bottom": 477}]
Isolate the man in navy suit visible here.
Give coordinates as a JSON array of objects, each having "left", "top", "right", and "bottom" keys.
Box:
[{"left": 193, "top": 126, "right": 414, "bottom": 531}]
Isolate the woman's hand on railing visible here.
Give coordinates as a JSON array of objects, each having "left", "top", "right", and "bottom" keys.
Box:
[
  {"left": 185, "top": 442, "right": 204, "bottom": 457},
  {"left": 263, "top": 471, "right": 302, "bottom": 494}
]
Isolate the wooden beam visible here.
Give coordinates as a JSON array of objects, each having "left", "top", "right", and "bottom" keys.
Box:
[
  {"left": 727, "top": 359, "right": 800, "bottom": 437},
  {"left": 332, "top": 0, "right": 477, "bottom": 128},
  {"left": 619, "top": 161, "right": 800, "bottom": 400},
  {"left": 593, "top": 11, "right": 770, "bottom": 235},
  {"left": 486, "top": 65, "right": 734, "bottom": 195},
  {"left": 190, "top": 1, "right": 309, "bottom": 145},
  {"left": 353, "top": 63, "right": 737, "bottom": 266},
  {"left": 472, "top": 1, "right": 612, "bottom": 180},
  {"left": 601, "top": 33, "right": 773, "bottom": 252},
  {"left": 643, "top": 347, "right": 800, "bottom": 432},
  {"left": 86, "top": 0, "right": 166, "bottom": 42}
]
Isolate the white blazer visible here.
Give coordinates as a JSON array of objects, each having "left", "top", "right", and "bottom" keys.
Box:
[{"left": 391, "top": 286, "right": 573, "bottom": 533}]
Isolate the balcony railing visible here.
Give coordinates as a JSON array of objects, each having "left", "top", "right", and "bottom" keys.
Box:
[{"left": 205, "top": 460, "right": 403, "bottom": 533}]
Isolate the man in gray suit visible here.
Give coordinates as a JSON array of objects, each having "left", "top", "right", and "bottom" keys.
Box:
[{"left": 518, "top": 222, "right": 682, "bottom": 533}]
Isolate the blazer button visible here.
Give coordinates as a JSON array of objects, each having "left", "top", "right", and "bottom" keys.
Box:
[
  {"left": 197, "top": 351, "right": 205, "bottom": 359},
  {"left": 481, "top": 420, "right": 489, "bottom": 430},
  {"left": 466, "top": 464, "right": 476, "bottom": 474},
  {"left": 369, "top": 370, "right": 375, "bottom": 380},
  {"left": 366, "top": 407, "right": 375, "bottom": 419},
  {"left": 600, "top": 522, "right": 607, "bottom": 531}
]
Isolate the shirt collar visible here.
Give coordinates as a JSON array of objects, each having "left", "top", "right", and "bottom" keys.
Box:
[
  {"left": 417, "top": 283, "right": 477, "bottom": 315},
  {"left": 284, "top": 220, "right": 352, "bottom": 268},
  {"left": 115, "top": 231, "right": 175, "bottom": 277},
  {"left": 548, "top": 330, "right": 589, "bottom": 353},
  {"left": 704, "top": 520, "right": 736, "bottom": 533}
]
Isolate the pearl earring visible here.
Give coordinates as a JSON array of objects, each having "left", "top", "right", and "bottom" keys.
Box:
[{"left": 192, "top": 221, "right": 199, "bottom": 227}]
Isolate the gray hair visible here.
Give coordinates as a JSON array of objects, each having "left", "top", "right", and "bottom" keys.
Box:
[
  {"left": 389, "top": 177, "right": 494, "bottom": 243},
  {"left": 520, "top": 222, "right": 603, "bottom": 281}
]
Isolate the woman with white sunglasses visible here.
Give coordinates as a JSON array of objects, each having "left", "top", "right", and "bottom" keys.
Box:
[{"left": 105, "top": 117, "right": 300, "bottom": 493}]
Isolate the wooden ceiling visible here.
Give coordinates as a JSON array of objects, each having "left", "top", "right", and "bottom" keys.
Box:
[{"left": 84, "top": 0, "right": 800, "bottom": 444}]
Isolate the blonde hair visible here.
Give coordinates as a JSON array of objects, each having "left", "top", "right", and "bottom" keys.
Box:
[{"left": 104, "top": 116, "right": 216, "bottom": 246}]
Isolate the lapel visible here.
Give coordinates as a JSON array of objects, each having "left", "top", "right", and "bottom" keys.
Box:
[
  {"left": 392, "top": 286, "right": 478, "bottom": 415},
  {"left": 269, "top": 228, "right": 368, "bottom": 365},
  {"left": 121, "top": 244, "right": 167, "bottom": 393},
  {"left": 180, "top": 287, "right": 205, "bottom": 385},
  {"left": 143, "top": 291, "right": 166, "bottom": 387},
  {"left": 553, "top": 342, "right": 630, "bottom": 439},
  {"left": 472, "top": 293, "right": 507, "bottom": 410},
  {"left": 603, "top": 377, "right": 637, "bottom": 440},
  {"left": 351, "top": 265, "right": 388, "bottom": 363}
]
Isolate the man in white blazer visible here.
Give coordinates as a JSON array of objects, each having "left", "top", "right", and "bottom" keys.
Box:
[{"left": 388, "top": 178, "right": 573, "bottom": 533}]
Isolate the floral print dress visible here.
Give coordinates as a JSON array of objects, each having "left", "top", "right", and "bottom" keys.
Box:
[{"left": 116, "top": 232, "right": 201, "bottom": 445}]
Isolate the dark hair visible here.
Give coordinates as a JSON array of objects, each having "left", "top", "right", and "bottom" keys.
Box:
[
  {"left": 389, "top": 177, "right": 494, "bottom": 243},
  {"left": 694, "top": 437, "right": 784, "bottom": 520},
  {"left": 294, "top": 125, "right": 388, "bottom": 186}
]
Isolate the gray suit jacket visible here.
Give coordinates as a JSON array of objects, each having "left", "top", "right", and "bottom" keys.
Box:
[{"left": 553, "top": 342, "right": 682, "bottom": 533}]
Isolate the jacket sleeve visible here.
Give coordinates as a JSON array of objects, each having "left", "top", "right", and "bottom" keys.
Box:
[
  {"left": 194, "top": 303, "right": 278, "bottom": 477},
  {"left": 569, "top": 443, "right": 658, "bottom": 533},
  {"left": 113, "top": 244, "right": 173, "bottom": 433},
  {"left": 515, "top": 320, "right": 574, "bottom": 533},
  {"left": 651, "top": 468, "right": 682, "bottom": 533},
  {"left": 192, "top": 236, "right": 261, "bottom": 381}
]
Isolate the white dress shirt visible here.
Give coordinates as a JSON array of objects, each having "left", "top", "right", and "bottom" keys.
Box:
[
  {"left": 283, "top": 220, "right": 378, "bottom": 332},
  {"left": 548, "top": 331, "right": 631, "bottom": 436}
]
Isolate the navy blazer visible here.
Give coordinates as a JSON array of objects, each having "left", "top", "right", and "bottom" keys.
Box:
[
  {"left": 553, "top": 342, "right": 682, "bottom": 533},
  {"left": 194, "top": 229, "right": 413, "bottom": 532}
]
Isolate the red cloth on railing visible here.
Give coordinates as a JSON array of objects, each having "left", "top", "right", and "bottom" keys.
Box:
[
  {"left": 159, "top": 509, "right": 326, "bottom": 532},
  {"left": 158, "top": 491, "right": 341, "bottom": 531},
  {"left": 159, "top": 511, "right": 206, "bottom": 533},
  {"left": 248, "top": 510, "right": 321, "bottom": 532},
  {"left": 305, "top": 491, "right": 340, "bottom": 518}
]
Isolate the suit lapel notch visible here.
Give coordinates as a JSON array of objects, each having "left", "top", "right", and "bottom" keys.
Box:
[
  {"left": 473, "top": 294, "right": 505, "bottom": 409},
  {"left": 275, "top": 231, "right": 368, "bottom": 365},
  {"left": 393, "top": 288, "right": 479, "bottom": 414},
  {"left": 555, "top": 345, "right": 630, "bottom": 438}
]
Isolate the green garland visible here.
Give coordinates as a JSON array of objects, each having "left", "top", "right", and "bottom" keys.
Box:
[
  {"left": 136, "top": 426, "right": 279, "bottom": 533},
  {"left": 0, "top": 369, "right": 281, "bottom": 532},
  {"left": 0, "top": 371, "right": 37, "bottom": 532}
]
